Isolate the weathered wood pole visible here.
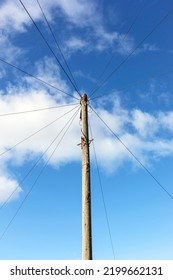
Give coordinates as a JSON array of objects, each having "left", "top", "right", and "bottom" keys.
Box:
[{"left": 80, "top": 93, "right": 92, "bottom": 260}]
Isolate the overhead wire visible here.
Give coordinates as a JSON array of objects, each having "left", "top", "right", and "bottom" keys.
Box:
[
  {"left": 0, "top": 58, "right": 79, "bottom": 100},
  {"left": 121, "top": 6, "right": 144, "bottom": 42},
  {"left": 90, "top": 105, "right": 173, "bottom": 201},
  {"left": 19, "top": 0, "right": 81, "bottom": 98},
  {"left": 0, "top": 103, "right": 79, "bottom": 117},
  {"left": 0, "top": 106, "right": 80, "bottom": 241},
  {"left": 89, "top": 5, "right": 143, "bottom": 96},
  {"left": 89, "top": 121, "right": 116, "bottom": 260},
  {"left": 36, "top": 0, "right": 80, "bottom": 94},
  {"left": 0, "top": 105, "right": 79, "bottom": 158},
  {"left": 89, "top": 5, "right": 173, "bottom": 99}
]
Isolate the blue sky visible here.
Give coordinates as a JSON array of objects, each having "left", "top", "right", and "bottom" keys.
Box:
[{"left": 0, "top": 0, "right": 173, "bottom": 260}]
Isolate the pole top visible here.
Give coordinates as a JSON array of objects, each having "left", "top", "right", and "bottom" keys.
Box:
[{"left": 81, "top": 93, "right": 88, "bottom": 103}]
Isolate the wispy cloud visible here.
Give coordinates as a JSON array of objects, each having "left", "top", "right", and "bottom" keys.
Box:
[
  {"left": 64, "top": 37, "right": 89, "bottom": 53},
  {"left": 0, "top": 33, "right": 23, "bottom": 63},
  {"left": 0, "top": 0, "right": 159, "bottom": 62},
  {"left": 0, "top": 174, "right": 22, "bottom": 204},
  {"left": 131, "top": 109, "right": 159, "bottom": 138},
  {"left": 159, "top": 111, "right": 173, "bottom": 133},
  {"left": 0, "top": 1, "right": 27, "bottom": 33},
  {"left": 52, "top": 0, "right": 99, "bottom": 27}
]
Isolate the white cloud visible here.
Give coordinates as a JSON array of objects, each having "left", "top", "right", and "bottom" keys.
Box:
[
  {"left": 0, "top": 92, "right": 78, "bottom": 164},
  {"left": 94, "top": 95, "right": 129, "bottom": 135},
  {"left": 140, "top": 43, "right": 159, "bottom": 52},
  {"left": 0, "top": 33, "right": 23, "bottom": 62},
  {"left": 0, "top": 174, "right": 22, "bottom": 204},
  {"left": 0, "top": 0, "right": 53, "bottom": 33},
  {"left": 115, "top": 34, "right": 135, "bottom": 55},
  {"left": 0, "top": 0, "right": 62, "bottom": 65},
  {"left": 0, "top": 66, "right": 6, "bottom": 79},
  {"left": 131, "top": 109, "right": 159, "bottom": 137},
  {"left": 89, "top": 95, "right": 173, "bottom": 171},
  {"left": 73, "top": 70, "right": 97, "bottom": 84},
  {"left": 65, "top": 37, "right": 89, "bottom": 52},
  {"left": 0, "top": 86, "right": 173, "bottom": 204},
  {"left": 159, "top": 112, "right": 173, "bottom": 133},
  {"left": 0, "top": 89, "right": 81, "bottom": 205},
  {"left": 53, "top": 0, "right": 98, "bottom": 27},
  {"left": 31, "top": 57, "right": 71, "bottom": 98},
  {"left": 0, "top": 0, "right": 159, "bottom": 61},
  {"left": 0, "top": 0, "right": 98, "bottom": 34},
  {"left": 0, "top": 0, "right": 44, "bottom": 64},
  {"left": 0, "top": 1, "right": 27, "bottom": 33}
]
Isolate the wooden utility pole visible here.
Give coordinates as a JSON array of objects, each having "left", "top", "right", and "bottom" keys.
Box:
[{"left": 80, "top": 93, "right": 92, "bottom": 260}]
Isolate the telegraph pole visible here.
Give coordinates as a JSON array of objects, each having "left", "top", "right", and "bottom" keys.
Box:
[{"left": 80, "top": 93, "right": 92, "bottom": 260}]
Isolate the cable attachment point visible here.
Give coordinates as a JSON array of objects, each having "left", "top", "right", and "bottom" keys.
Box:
[{"left": 77, "top": 137, "right": 94, "bottom": 149}]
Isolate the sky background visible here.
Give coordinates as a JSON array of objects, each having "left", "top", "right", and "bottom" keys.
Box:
[{"left": 0, "top": 0, "right": 173, "bottom": 260}]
